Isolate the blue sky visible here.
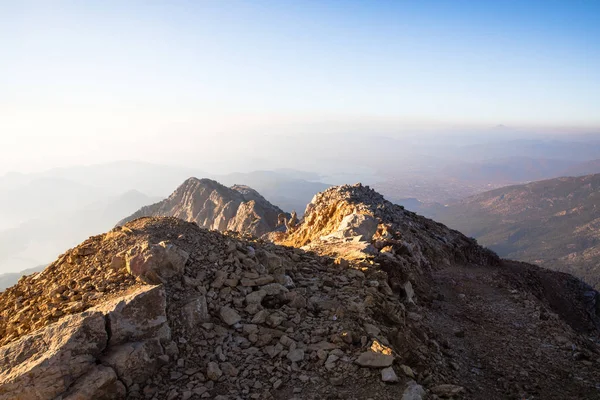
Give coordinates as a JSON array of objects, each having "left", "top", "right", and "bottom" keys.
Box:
[{"left": 1, "top": 0, "right": 599, "bottom": 171}]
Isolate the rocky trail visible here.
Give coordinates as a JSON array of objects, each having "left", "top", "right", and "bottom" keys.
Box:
[
  {"left": 0, "top": 183, "right": 598, "bottom": 400},
  {"left": 428, "top": 264, "right": 599, "bottom": 399}
]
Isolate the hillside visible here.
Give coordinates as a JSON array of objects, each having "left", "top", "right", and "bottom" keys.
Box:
[
  {"left": 118, "top": 178, "right": 286, "bottom": 237},
  {"left": 1, "top": 184, "right": 598, "bottom": 399},
  {"left": 563, "top": 159, "right": 600, "bottom": 177},
  {"left": 425, "top": 174, "right": 600, "bottom": 289}
]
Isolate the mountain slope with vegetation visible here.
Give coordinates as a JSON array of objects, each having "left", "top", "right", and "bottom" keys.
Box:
[{"left": 425, "top": 173, "right": 600, "bottom": 288}]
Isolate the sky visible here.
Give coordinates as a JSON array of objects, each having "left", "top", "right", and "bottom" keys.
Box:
[{"left": 1, "top": 0, "right": 600, "bottom": 173}]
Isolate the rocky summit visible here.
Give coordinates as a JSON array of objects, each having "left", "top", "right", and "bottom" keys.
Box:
[
  {"left": 118, "top": 178, "right": 286, "bottom": 237},
  {"left": 0, "top": 184, "right": 599, "bottom": 400}
]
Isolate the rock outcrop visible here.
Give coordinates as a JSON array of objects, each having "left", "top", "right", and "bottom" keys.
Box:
[
  {"left": 0, "top": 284, "right": 169, "bottom": 400},
  {"left": 0, "top": 184, "right": 599, "bottom": 400},
  {"left": 118, "top": 178, "right": 286, "bottom": 237}
]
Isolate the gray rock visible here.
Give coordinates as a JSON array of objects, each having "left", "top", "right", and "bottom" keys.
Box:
[
  {"left": 92, "top": 285, "right": 170, "bottom": 346},
  {"left": 333, "top": 213, "right": 379, "bottom": 241},
  {"left": 400, "top": 364, "right": 415, "bottom": 378},
  {"left": 261, "top": 283, "right": 288, "bottom": 295},
  {"left": 363, "top": 323, "right": 381, "bottom": 338},
  {"left": 60, "top": 365, "right": 126, "bottom": 400},
  {"left": 207, "top": 362, "right": 222, "bottom": 381},
  {"left": 355, "top": 351, "right": 394, "bottom": 368},
  {"left": 430, "top": 384, "right": 465, "bottom": 397},
  {"left": 126, "top": 241, "right": 189, "bottom": 284},
  {"left": 381, "top": 366, "right": 399, "bottom": 383},
  {"left": 101, "top": 339, "right": 164, "bottom": 388},
  {"left": 0, "top": 311, "right": 107, "bottom": 400},
  {"left": 246, "top": 289, "right": 267, "bottom": 304},
  {"left": 219, "top": 307, "right": 242, "bottom": 326},
  {"left": 287, "top": 349, "right": 304, "bottom": 363},
  {"left": 403, "top": 281, "right": 415, "bottom": 304},
  {"left": 401, "top": 380, "right": 426, "bottom": 400},
  {"left": 181, "top": 295, "right": 210, "bottom": 329}
]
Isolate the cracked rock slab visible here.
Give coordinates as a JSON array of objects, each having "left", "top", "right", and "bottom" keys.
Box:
[{"left": 0, "top": 311, "right": 107, "bottom": 400}]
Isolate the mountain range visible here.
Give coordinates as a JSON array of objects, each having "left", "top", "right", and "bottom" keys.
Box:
[
  {"left": 0, "top": 162, "right": 330, "bottom": 280},
  {"left": 0, "top": 182, "right": 598, "bottom": 399}
]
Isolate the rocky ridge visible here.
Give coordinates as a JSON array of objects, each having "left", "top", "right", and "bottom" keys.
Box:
[
  {"left": 118, "top": 178, "right": 286, "bottom": 237},
  {"left": 0, "top": 184, "right": 599, "bottom": 399}
]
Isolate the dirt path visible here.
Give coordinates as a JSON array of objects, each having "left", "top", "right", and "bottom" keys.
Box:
[{"left": 427, "top": 265, "right": 600, "bottom": 400}]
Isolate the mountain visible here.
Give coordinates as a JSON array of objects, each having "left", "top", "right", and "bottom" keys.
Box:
[
  {"left": 0, "top": 265, "right": 45, "bottom": 292},
  {"left": 1, "top": 184, "right": 598, "bottom": 399},
  {"left": 0, "top": 190, "right": 160, "bottom": 275},
  {"left": 0, "top": 164, "right": 328, "bottom": 280},
  {"left": 37, "top": 160, "right": 204, "bottom": 197},
  {"left": 562, "top": 159, "right": 600, "bottom": 177},
  {"left": 442, "top": 157, "right": 577, "bottom": 184},
  {"left": 455, "top": 139, "right": 600, "bottom": 162},
  {"left": 118, "top": 178, "right": 286, "bottom": 236},
  {"left": 0, "top": 177, "right": 104, "bottom": 229},
  {"left": 214, "top": 170, "right": 330, "bottom": 214},
  {"left": 423, "top": 173, "right": 600, "bottom": 289}
]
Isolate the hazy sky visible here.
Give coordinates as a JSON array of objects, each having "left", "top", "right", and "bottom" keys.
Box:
[{"left": 1, "top": 0, "right": 599, "bottom": 173}]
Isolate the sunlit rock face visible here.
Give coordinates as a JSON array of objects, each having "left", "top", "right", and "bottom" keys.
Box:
[{"left": 118, "top": 178, "right": 286, "bottom": 237}]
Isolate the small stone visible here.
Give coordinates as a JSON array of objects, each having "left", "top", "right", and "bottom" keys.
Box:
[
  {"left": 363, "top": 323, "right": 380, "bottom": 338},
  {"left": 211, "top": 271, "right": 228, "bottom": 288},
  {"left": 430, "top": 384, "right": 465, "bottom": 397},
  {"left": 206, "top": 362, "right": 222, "bottom": 381},
  {"left": 400, "top": 364, "right": 415, "bottom": 378},
  {"left": 219, "top": 307, "right": 241, "bottom": 325},
  {"left": 246, "top": 290, "right": 267, "bottom": 304},
  {"left": 181, "top": 390, "right": 193, "bottom": 400},
  {"left": 355, "top": 351, "right": 394, "bottom": 368},
  {"left": 330, "top": 376, "right": 344, "bottom": 386},
  {"left": 381, "top": 366, "right": 398, "bottom": 383},
  {"left": 261, "top": 283, "right": 288, "bottom": 295},
  {"left": 287, "top": 349, "right": 304, "bottom": 363},
  {"left": 266, "top": 312, "right": 285, "bottom": 327},
  {"left": 401, "top": 380, "right": 426, "bottom": 400},
  {"left": 453, "top": 329, "right": 465, "bottom": 338}
]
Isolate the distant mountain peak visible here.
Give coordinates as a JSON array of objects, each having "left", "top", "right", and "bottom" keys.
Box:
[{"left": 118, "top": 177, "right": 285, "bottom": 236}]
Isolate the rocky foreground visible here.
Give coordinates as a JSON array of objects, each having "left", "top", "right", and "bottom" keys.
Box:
[{"left": 0, "top": 184, "right": 599, "bottom": 400}]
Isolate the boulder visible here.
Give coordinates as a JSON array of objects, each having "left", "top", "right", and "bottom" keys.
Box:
[
  {"left": 92, "top": 285, "right": 170, "bottom": 346},
  {"left": 126, "top": 241, "right": 189, "bottom": 284},
  {"left": 334, "top": 213, "right": 379, "bottom": 241},
  {"left": 0, "top": 311, "right": 107, "bottom": 400},
  {"left": 0, "top": 285, "right": 172, "bottom": 400}
]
